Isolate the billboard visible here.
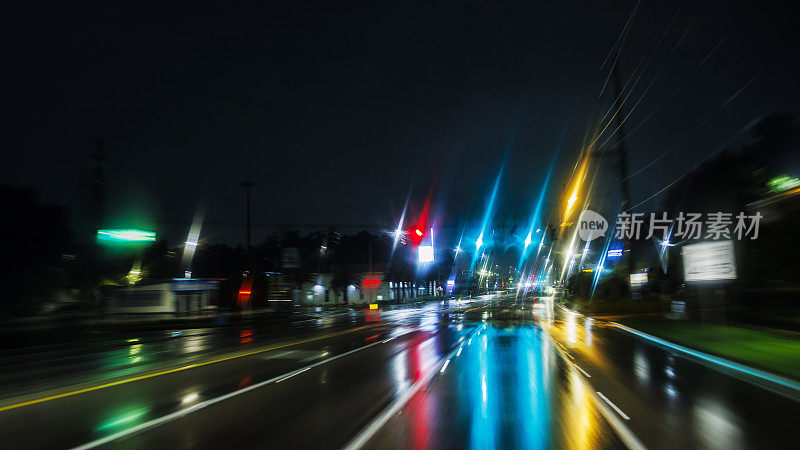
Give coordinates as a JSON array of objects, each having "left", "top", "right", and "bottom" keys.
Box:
[
  {"left": 629, "top": 273, "right": 648, "bottom": 287},
  {"left": 418, "top": 245, "right": 434, "bottom": 263},
  {"left": 682, "top": 240, "right": 737, "bottom": 282}
]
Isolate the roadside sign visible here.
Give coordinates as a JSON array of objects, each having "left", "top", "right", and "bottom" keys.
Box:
[{"left": 683, "top": 240, "right": 737, "bottom": 282}]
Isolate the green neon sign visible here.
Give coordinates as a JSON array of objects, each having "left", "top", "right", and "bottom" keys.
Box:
[{"left": 97, "top": 229, "right": 156, "bottom": 243}]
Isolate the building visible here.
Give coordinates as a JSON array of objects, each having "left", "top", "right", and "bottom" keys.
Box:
[
  {"left": 300, "top": 269, "right": 445, "bottom": 306},
  {"left": 103, "top": 278, "right": 221, "bottom": 317}
]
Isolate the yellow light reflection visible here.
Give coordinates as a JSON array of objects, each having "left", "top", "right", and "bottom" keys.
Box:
[{"left": 561, "top": 370, "right": 601, "bottom": 449}]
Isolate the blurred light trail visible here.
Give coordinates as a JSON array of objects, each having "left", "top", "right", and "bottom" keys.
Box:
[
  {"left": 537, "top": 230, "right": 546, "bottom": 256},
  {"left": 519, "top": 122, "right": 565, "bottom": 271},
  {"left": 96, "top": 408, "right": 149, "bottom": 431},
  {"left": 578, "top": 238, "right": 591, "bottom": 270},
  {"left": 517, "top": 130, "right": 567, "bottom": 269},
  {"left": 468, "top": 90, "right": 531, "bottom": 280},
  {"left": 392, "top": 176, "right": 416, "bottom": 255},
  {"left": 410, "top": 184, "right": 436, "bottom": 248},
  {"left": 180, "top": 209, "right": 204, "bottom": 277},
  {"left": 562, "top": 154, "right": 590, "bottom": 226},
  {"left": 97, "top": 229, "right": 156, "bottom": 242},
  {"left": 471, "top": 159, "right": 505, "bottom": 274},
  {"left": 560, "top": 226, "right": 580, "bottom": 282},
  {"left": 590, "top": 232, "right": 613, "bottom": 299}
]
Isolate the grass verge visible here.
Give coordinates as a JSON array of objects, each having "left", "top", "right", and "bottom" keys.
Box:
[{"left": 618, "top": 319, "right": 800, "bottom": 381}]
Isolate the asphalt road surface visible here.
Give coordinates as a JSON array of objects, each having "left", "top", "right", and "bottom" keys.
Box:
[{"left": 0, "top": 295, "right": 796, "bottom": 449}]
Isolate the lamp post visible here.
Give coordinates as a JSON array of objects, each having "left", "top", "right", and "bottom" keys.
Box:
[{"left": 241, "top": 181, "right": 254, "bottom": 251}]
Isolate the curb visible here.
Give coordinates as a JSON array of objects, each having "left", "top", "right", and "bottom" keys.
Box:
[{"left": 610, "top": 321, "right": 800, "bottom": 403}]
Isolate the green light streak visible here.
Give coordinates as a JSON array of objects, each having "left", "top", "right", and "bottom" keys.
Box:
[
  {"left": 97, "top": 229, "right": 156, "bottom": 243},
  {"left": 767, "top": 175, "right": 800, "bottom": 194},
  {"left": 96, "top": 408, "right": 148, "bottom": 431}
]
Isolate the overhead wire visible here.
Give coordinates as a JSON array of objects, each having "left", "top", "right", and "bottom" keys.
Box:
[{"left": 598, "top": 30, "right": 732, "bottom": 151}]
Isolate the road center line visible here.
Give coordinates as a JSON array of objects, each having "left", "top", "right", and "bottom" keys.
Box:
[
  {"left": 71, "top": 329, "right": 417, "bottom": 450},
  {"left": 0, "top": 323, "right": 383, "bottom": 413}
]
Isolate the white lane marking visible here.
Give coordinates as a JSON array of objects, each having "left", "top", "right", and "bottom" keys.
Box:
[
  {"left": 440, "top": 359, "right": 451, "bottom": 373},
  {"left": 573, "top": 363, "right": 591, "bottom": 378},
  {"left": 551, "top": 340, "right": 574, "bottom": 360},
  {"left": 342, "top": 329, "right": 477, "bottom": 450},
  {"left": 541, "top": 329, "right": 646, "bottom": 450},
  {"left": 275, "top": 366, "right": 312, "bottom": 383},
  {"left": 591, "top": 390, "right": 645, "bottom": 450},
  {"left": 596, "top": 391, "right": 630, "bottom": 421},
  {"left": 71, "top": 330, "right": 412, "bottom": 450}
]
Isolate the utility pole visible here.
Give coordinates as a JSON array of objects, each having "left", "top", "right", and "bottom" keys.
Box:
[
  {"left": 611, "top": 55, "right": 634, "bottom": 271},
  {"left": 242, "top": 181, "right": 254, "bottom": 251},
  {"left": 89, "top": 140, "right": 107, "bottom": 236}
]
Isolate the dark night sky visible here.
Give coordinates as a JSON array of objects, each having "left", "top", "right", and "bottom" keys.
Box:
[{"left": 2, "top": 1, "right": 798, "bottom": 245}]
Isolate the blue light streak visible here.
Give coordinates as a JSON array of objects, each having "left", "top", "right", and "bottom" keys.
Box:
[
  {"left": 470, "top": 156, "right": 506, "bottom": 275},
  {"left": 590, "top": 234, "right": 612, "bottom": 298},
  {"left": 518, "top": 121, "right": 568, "bottom": 271}
]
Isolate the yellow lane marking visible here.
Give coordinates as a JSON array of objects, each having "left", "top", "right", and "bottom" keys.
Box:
[{"left": 0, "top": 323, "right": 382, "bottom": 413}]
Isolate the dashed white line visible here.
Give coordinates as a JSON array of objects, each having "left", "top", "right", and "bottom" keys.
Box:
[
  {"left": 573, "top": 363, "right": 591, "bottom": 378},
  {"left": 541, "top": 328, "right": 646, "bottom": 450},
  {"left": 342, "top": 328, "right": 478, "bottom": 450},
  {"left": 596, "top": 391, "right": 630, "bottom": 420}
]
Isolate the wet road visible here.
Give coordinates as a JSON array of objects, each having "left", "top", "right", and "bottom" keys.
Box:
[
  {"left": 0, "top": 296, "right": 624, "bottom": 449},
  {"left": 2, "top": 295, "right": 796, "bottom": 449},
  {"left": 0, "top": 309, "right": 376, "bottom": 400},
  {"left": 545, "top": 304, "right": 800, "bottom": 449},
  {"left": 364, "top": 324, "right": 623, "bottom": 449}
]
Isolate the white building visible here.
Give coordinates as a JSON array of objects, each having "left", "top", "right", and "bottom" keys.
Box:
[{"left": 104, "top": 279, "right": 220, "bottom": 317}]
